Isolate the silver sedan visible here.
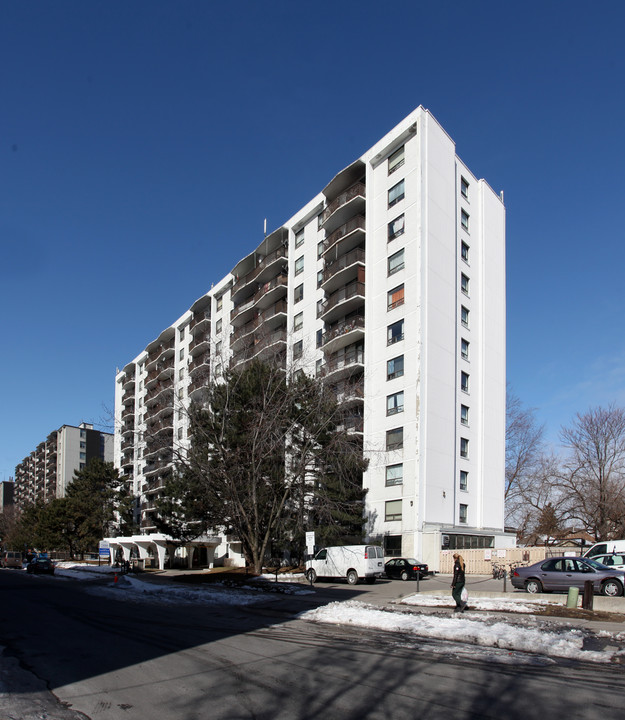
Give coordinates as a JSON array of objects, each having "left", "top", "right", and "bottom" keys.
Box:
[{"left": 511, "top": 556, "right": 625, "bottom": 596}]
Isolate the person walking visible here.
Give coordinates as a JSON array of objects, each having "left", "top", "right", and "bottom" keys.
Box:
[{"left": 451, "top": 553, "right": 467, "bottom": 611}]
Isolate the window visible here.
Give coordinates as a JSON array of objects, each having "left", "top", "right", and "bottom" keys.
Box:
[
  {"left": 461, "top": 338, "right": 469, "bottom": 360},
  {"left": 461, "top": 177, "right": 469, "bottom": 199},
  {"left": 388, "top": 319, "right": 404, "bottom": 345},
  {"left": 294, "top": 312, "right": 303, "bottom": 332},
  {"left": 387, "top": 355, "right": 404, "bottom": 380},
  {"left": 317, "top": 214, "right": 324, "bottom": 231},
  {"left": 179, "top": 368, "right": 184, "bottom": 380},
  {"left": 384, "top": 534, "right": 402, "bottom": 556},
  {"left": 461, "top": 371, "right": 469, "bottom": 393},
  {"left": 295, "top": 229, "right": 304, "bottom": 248},
  {"left": 460, "top": 470, "right": 468, "bottom": 491},
  {"left": 179, "top": 327, "right": 185, "bottom": 340},
  {"left": 293, "top": 340, "right": 303, "bottom": 359},
  {"left": 316, "top": 299, "right": 325, "bottom": 317},
  {"left": 79, "top": 452, "right": 86, "bottom": 460},
  {"left": 80, "top": 462, "right": 85, "bottom": 469},
  {"left": 386, "top": 427, "right": 404, "bottom": 450},
  {"left": 386, "top": 463, "right": 403, "bottom": 486},
  {"left": 459, "top": 503, "right": 468, "bottom": 523},
  {"left": 388, "top": 145, "right": 405, "bottom": 174},
  {"left": 385, "top": 499, "right": 403, "bottom": 522},
  {"left": 179, "top": 348, "right": 185, "bottom": 360},
  {"left": 388, "top": 284, "right": 404, "bottom": 310},
  {"left": 317, "top": 270, "right": 324, "bottom": 288},
  {"left": 177, "top": 427, "right": 184, "bottom": 440},
  {"left": 388, "top": 249, "right": 405, "bottom": 276},
  {"left": 461, "top": 209, "right": 469, "bottom": 232},
  {"left": 295, "top": 256, "right": 304, "bottom": 276},
  {"left": 388, "top": 179, "right": 405, "bottom": 208},
  {"left": 294, "top": 284, "right": 303, "bottom": 303},
  {"left": 215, "top": 340, "right": 222, "bottom": 356},
  {"left": 316, "top": 328, "right": 323, "bottom": 348},
  {"left": 216, "top": 295, "right": 223, "bottom": 312},
  {"left": 387, "top": 391, "right": 404, "bottom": 416},
  {"left": 461, "top": 241, "right": 469, "bottom": 263},
  {"left": 461, "top": 306, "right": 469, "bottom": 328},
  {"left": 460, "top": 438, "right": 469, "bottom": 458},
  {"left": 80, "top": 429, "right": 86, "bottom": 438},
  {"left": 316, "top": 358, "right": 323, "bottom": 377},
  {"left": 317, "top": 240, "right": 324, "bottom": 259},
  {"left": 460, "top": 404, "right": 469, "bottom": 426},
  {"left": 80, "top": 441, "right": 86, "bottom": 449},
  {"left": 388, "top": 214, "right": 405, "bottom": 241},
  {"left": 461, "top": 273, "right": 469, "bottom": 296},
  {"left": 179, "top": 387, "right": 185, "bottom": 399},
  {"left": 215, "top": 363, "right": 222, "bottom": 377},
  {"left": 216, "top": 319, "right": 222, "bottom": 334}
]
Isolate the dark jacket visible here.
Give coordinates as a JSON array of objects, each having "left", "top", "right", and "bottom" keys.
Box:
[{"left": 452, "top": 559, "right": 465, "bottom": 587}]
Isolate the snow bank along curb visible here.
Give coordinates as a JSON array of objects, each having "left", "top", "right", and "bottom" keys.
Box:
[
  {"left": 299, "top": 600, "right": 625, "bottom": 664},
  {"left": 459, "top": 589, "right": 625, "bottom": 614}
]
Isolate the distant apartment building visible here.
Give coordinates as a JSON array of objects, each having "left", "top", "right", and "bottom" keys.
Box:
[
  {"left": 0, "top": 480, "right": 14, "bottom": 512},
  {"left": 14, "top": 423, "right": 113, "bottom": 510},
  {"left": 114, "top": 106, "right": 512, "bottom": 570}
]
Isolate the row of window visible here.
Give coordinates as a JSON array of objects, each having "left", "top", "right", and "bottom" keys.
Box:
[{"left": 383, "top": 496, "right": 468, "bottom": 524}]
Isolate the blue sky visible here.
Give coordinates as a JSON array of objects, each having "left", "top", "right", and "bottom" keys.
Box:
[{"left": 1, "top": 1, "right": 624, "bottom": 479}]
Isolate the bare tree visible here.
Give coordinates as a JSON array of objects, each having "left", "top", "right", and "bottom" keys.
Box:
[
  {"left": 505, "top": 389, "right": 545, "bottom": 526},
  {"left": 558, "top": 405, "right": 625, "bottom": 540},
  {"left": 155, "top": 359, "right": 367, "bottom": 572}
]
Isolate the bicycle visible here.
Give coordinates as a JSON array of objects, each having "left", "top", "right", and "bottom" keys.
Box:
[{"left": 491, "top": 562, "right": 507, "bottom": 580}]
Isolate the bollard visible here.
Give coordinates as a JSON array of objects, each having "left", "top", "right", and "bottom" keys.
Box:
[
  {"left": 566, "top": 586, "right": 579, "bottom": 609},
  {"left": 582, "top": 580, "right": 594, "bottom": 610}
]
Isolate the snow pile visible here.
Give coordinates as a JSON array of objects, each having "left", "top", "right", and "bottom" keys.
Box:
[
  {"left": 399, "top": 592, "right": 552, "bottom": 614},
  {"left": 300, "top": 600, "right": 623, "bottom": 664}
]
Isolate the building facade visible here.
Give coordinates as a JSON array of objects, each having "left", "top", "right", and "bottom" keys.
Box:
[
  {"left": 114, "top": 107, "right": 513, "bottom": 570},
  {"left": 14, "top": 423, "right": 114, "bottom": 510}
]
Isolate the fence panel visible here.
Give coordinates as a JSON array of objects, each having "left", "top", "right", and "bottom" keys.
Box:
[{"left": 438, "top": 547, "right": 549, "bottom": 575}]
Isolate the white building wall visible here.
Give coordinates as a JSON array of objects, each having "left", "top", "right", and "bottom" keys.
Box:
[{"left": 114, "top": 106, "right": 509, "bottom": 568}]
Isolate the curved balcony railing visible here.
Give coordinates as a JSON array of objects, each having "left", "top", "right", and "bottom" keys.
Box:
[
  {"left": 321, "top": 183, "right": 366, "bottom": 227},
  {"left": 232, "top": 246, "right": 288, "bottom": 296},
  {"left": 323, "top": 215, "right": 366, "bottom": 256},
  {"left": 317, "top": 282, "right": 365, "bottom": 319}
]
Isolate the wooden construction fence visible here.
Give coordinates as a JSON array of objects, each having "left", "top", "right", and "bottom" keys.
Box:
[{"left": 438, "top": 547, "right": 552, "bottom": 575}]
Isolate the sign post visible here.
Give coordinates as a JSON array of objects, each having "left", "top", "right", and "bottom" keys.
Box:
[
  {"left": 98, "top": 540, "right": 110, "bottom": 567},
  {"left": 305, "top": 532, "right": 315, "bottom": 585}
]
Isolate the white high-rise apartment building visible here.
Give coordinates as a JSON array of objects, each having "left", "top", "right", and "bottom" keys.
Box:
[{"left": 114, "top": 107, "right": 512, "bottom": 570}]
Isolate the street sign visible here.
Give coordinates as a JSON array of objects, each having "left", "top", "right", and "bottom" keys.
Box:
[
  {"left": 305, "top": 531, "right": 315, "bottom": 555},
  {"left": 99, "top": 540, "right": 110, "bottom": 557}
]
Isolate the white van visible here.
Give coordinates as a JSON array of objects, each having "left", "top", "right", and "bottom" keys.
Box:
[
  {"left": 306, "top": 545, "right": 385, "bottom": 585},
  {"left": 583, "top": 540, "right": 625, "bottom": 559}
]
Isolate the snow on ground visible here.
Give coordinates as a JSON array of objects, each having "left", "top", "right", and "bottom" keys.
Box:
[
  {"left": 299, "top": 600, "right": 625, "bottom": 664},
  {"left": 399, "top": 592, "right": 553, "bottom": 614},
  {"left": 53, "top": 562, "right": 313, "bottom": 606},
  {"left": 40, "top": 564, "right": 625, "bottom": 664}
]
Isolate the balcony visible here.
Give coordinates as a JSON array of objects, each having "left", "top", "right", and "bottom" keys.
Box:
[
  {"left": 318, "top": 281, "right": 365, "bottom": 324},
  {"left": 121, "top": 403, "right": 135, "bottom": 420},
  {"left": 189, "top": 331, "right": 210, "bottom": 355},
  {"left": 331, "top": 377, "right": 364, "bottom": 407},
  {"left": 189, "top": 309, "right": 210, "bottom": 332},
  {"left": 322, "top": 315, "right": 365, "bottom": 355},
  {"left": 145, "top": 358, "right": 174, "bottom": 387},
  {"left": 321, "top": 344, "right": 364, "bottom": 381},
  {"left": 322, "top": 215, "right": 366, "bottom": 260},
  {"left": 232, "top": 246, "right": 288, "bottom": 298},
  {"left": 321, "top": 183, "right": 366, "bottom": 235},
  {"left": 189, "top": 351, "right": 210, "bottom": 373},
  {"left": 322, "top": 247, "right": 365, "bottom": 294},
  {"left": 122, "top": 372, "right": 136, "bottom": 391},
  {"left": 231, "top": 300, "right": 287, "bottom": 350},
  {"left": 337, "top": 412, "right": 364, "bottom": 435},
  {"left": 145, "top": 384, "right": 174, "bottom": 407},
  {"left": 145, "top": 339, "right": 175, "bottom": 373}
]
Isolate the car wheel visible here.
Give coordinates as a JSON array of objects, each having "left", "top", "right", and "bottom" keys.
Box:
[
  {"left": 400, "top": 570, "right": 409, "bottom": 581},
  {"left": 601, "top": 579, "right": 623, "bottom": 597},
  {"left": 305, "top": 569, "right": 317, "bottom": 583},
  {"left": 346, "top": 569, "right": 359, "bottom": 585},
  {"left": 524, "top": 578, "right": 542, "bottom": 594}
]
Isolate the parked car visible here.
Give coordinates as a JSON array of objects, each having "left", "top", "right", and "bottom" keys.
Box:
[
  {"left": 0, "top": 551, "right": 23, "bottom": 569},
  {"left": 306, "top": 545, "right": 384, "bottom": 585},
  {"left": 511, "top": 556, "right": 625, "bottom": 596},
  {"left": 583, "top": 539, "right": 625, "bottom": 559},
  {"left": 26, "top": 558, "right": 55, "bottom": 575},
  {"left": 592, "top": 553, "right": 625, "bottom": 571},
  {"left": 384, "top": 558, "right": 428, "bottom": 581}
]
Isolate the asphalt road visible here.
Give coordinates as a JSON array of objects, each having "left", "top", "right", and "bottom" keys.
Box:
[{"left": 1, "top": 569, "right": 624, "bottom": 720}]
